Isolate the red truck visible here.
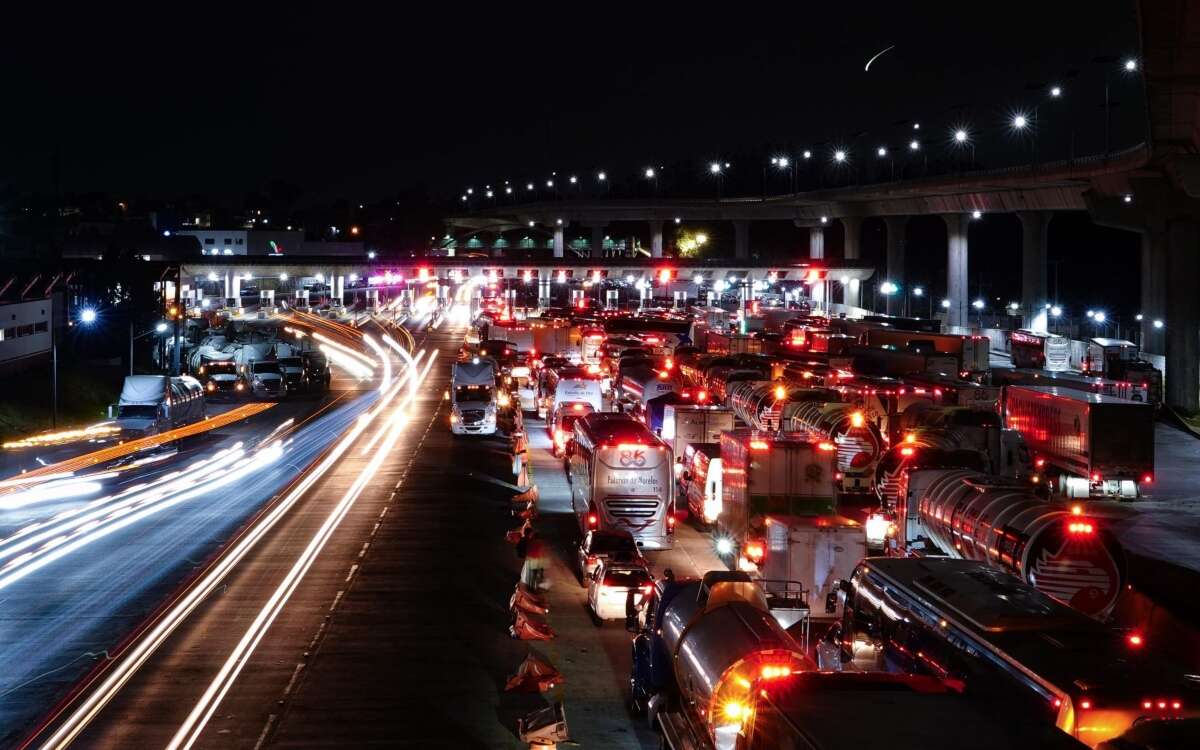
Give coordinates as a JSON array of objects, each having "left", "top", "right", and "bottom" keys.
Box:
[{"left": 1004, "top": 385, "right": 1155, "bottom": 499}]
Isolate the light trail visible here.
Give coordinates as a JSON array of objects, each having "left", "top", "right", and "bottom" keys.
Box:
[
  {"left": 3, "top": 424, "right": 120, "bottom": 451},
  {"left": 360, "top": 334, "right": 391, "bottom": 392},
  {"left": 0, "top": 474, "right": 116, "bottom": 510},
  {"left": 359, "top": 350, "right": 430, "bottom": 456},
  {"left": 167, "top": 348, "right": 438, "bottom": 750},
  {"left": 0, "top": 403, "right": 276, "bottom": 497},
  {"left": 0, "top": 442, "right": 282, "bottom": 593},
  {"left": 32, "top": 333, "right": 427, "bottom": 750}
]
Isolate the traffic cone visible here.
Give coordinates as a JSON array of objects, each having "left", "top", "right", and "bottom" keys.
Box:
[
  {"left": 510, "top": 582, "right": 549, "bottom": 615},
  {"left": 510, "top": 608, "right": 555, "bottom": 640},
  {"left": 505, "top": 653, "right": 565, "bottom": 692}
]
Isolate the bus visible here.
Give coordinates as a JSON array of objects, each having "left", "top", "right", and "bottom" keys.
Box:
[
  {"left": 838, "top": 557, "right": 1199, "bottom": 747},
  {"left": 567, "top": 414, "right": 674, "bottom": 550}
]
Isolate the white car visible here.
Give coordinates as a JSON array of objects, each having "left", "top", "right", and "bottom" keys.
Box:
[{"left": 586, "top": 559, "right": 652, "bottom": 626}]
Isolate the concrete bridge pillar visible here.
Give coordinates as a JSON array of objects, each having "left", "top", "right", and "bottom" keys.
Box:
[
  {"left": 842, "top": 217, "right": 863, "bottom": 260},
  {"left": 1141, "top": 230, "right": 1168, "bottom": 355},
  {"left": 1018, "top": 211, "right": 1051, "bottom": 329},
  {"left": 943, "top": 214, "right": 970, "bottom": 329},
  {"left": 808, "top": 226, "right": 825, "bottom": 259},
  {"left": 553, "top": 224, "right": 565, "bottom": 258},
  {"left": 650, "top": 220, "right": 664, "bottom": 258},
  {"left": 1166, "top": 219, "right": 1200, "bottom": 411},
  {"left": 733, "top": 220, "right": 750, "bottom": 260},
  {"left": 883, "top": 216, "right": 907, "bottom": 290},
  {"left": 588, "top": 223, "right": 606, "bottom": 259}
]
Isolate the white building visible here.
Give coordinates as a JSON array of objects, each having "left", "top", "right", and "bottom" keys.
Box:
[
  {"left": 0, "top": 298, "right": 53, "bottom": 376},
  {"left": 175, "top": 229, "right": 304, "bottom": 257}
]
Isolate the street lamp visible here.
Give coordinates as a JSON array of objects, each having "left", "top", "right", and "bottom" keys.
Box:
[
  {"left": 954, "top": 129, "right": 969, "bottom": 143},
  {"left": 80, "top": 308, "right": 98, "bottom": 325},
  {"left": 644, "top": 167, "right": 656, "bottom": 179},
  {"left": 909, "top": 140, "right": 920, "bottom": 151},
  {"left": 1050, "top": 85, "right": 1062, "bottom": 98},
  {"left": 597, "top": 171, "right": 606, "bottom": 182},
  {"left": 941, "top": 298, "right": 951, "bottom": 309},
  {"left": 1012, "top": 114, "right": 1028, "bottom": 129},
  {"left": 709, "top": 162, "right": 722, "bottom": 174},
  {"left": 971, "top": 210, "right": 983, "bottom": 220},
  {"left": 802, "top": 150, "right": 812, "bottom": 159},
  {"left": 833, "top": 150, "right": 847, "bottom": 163},
  {"left": 876, "top": 146, "right": 887, "bottom": 157},
  {"left": 879, "top": 281, "right": 898, "bottom": 315},
  {"left": 972, "top": 299, "right": 985, "bottom": 310},
  {"left": 1153, "top": 319, "right": 1164, "bottom": 329},
  {"left": 1124, "top": 58, "right": 1138, "bottom": 72}
]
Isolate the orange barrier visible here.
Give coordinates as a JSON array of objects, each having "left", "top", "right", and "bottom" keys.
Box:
[
  {"left": 505, "top": 653, "right": 564, "bottom": 692},
  {"left": 0, "top": 402, "right": 276, "bottom": 495}
]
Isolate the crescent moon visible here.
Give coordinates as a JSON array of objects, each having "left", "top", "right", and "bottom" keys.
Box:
[{"left": 864, "top": 45, "right": 896, "bottom": 72}]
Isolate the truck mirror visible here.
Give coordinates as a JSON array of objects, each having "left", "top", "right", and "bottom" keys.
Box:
[{"left": 837, "top": 579, "right": 851, "bottom": 594}]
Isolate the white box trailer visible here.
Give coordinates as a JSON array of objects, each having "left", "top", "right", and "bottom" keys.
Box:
[
  {"left": 660, "top": 404, "right": 734, "bottom": 456},
  {"left": 759, "top": 514, "right": 866, "bottom": 619}
]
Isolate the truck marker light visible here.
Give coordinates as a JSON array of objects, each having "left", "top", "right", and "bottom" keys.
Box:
[
  {"left": 849, "top": 411, "right": 865, "bottom": 428},
  {"left": 749, "top": 440, "right": 770, "bottom": 451},
  {"left": 904, "top": 433, "right": 917, "bottom": 444},
  {"left": 817, "top": 442, "right": 836, "bottom": 452},
  {"left": 1173, "top": 700, "right": 1182, "bottom": 709},
  {"left": 1071, "top": 504, "right": 1083, "bottom": 516},
  {"left": 1158, "top": 701, "right": 1167, "bottom": 709},
  {"left": 1143, "top": 700, "right": 1153, "bottom": 709},
  {"left": 774, "top": 385, "right": 786, "bottom": 400},
  {"left": 900, "top": 447, "right": 915, "bottom": 457},
  {"left": 1127, "top": 633, "right": 1144, "bottom": 648}
]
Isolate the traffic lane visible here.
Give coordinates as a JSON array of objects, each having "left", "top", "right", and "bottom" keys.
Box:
[
  {"left": 1145, "top": 422, "right": 1200, "bottom": 506},
  {"left": 259, "top": 328, "right": 535, "bottom": 748},
  {"left": 0, "top": 390, "right": 375, "bottom": 748},
  {"left": 519, "top": 420, "right": 724, "bottom": 749},
  {"left": 0, "top": 395, "right": 335, "bottom": 537},
  {"left": 0, "top": 399, "right": 273, "bottom": 480},
  {"left": 59, "top": 325, "right": 433, "bottom": 748}
]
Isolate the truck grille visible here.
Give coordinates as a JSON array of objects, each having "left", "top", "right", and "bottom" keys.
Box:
[
  {"left": 262, "top": 381, "right": 281, "bottom": 392},
  {"left": 461, "top": 409, "right": 485, "bottom": 424},
  {"left": 605, "top": 498, "right": 659, "bottom": 518}
]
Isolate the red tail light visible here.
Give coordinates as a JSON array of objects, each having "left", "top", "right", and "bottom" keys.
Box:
[
  {"left": 817, "top": 441, "right": 836, "bottom": 452},
  {"left": 743, "top": 540, "right": 766, "bottom": 565},
  {"left": 1091, "top": 472, "right": 1102, "bottom": 482},
  {"left": 900, "top": 446, "right": 915, "bottom": 457},
  {"left": 759, "top": 664, "right": 792, "bottom": 680},
  {"left": 1127, "top": 633, "right": 1144, "bottom": 648},
  {"left": 1035, "top": 457, "right": 1046, "bottom": 468},
  {"left": 667, "top": 515, "right": 676, "bottom": 527},
  {"left": 1080, "top": 700, "right": 1092, "bottom": 710},
  {"left": 1141, "top": 473, "right": 1153, "bottom": 484},
  {"left": 697, "top": 390, "right": 708, "bottom": 402},
  {"left": 639, "top": 584, "right": 653, "bottom": 596},
  {"left": 587, "top": 513, "right": 599, "bottom": 528},
  {"left": 1067, "top": 520, "right": 1096, "bottom": 535}
]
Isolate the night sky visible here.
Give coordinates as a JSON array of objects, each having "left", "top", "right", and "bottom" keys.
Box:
[
  {"left": 3, "top": 2, "right": 1142, "bottom": 199},
  {"left": 2, "top": 2, "right": 1148, "bottom": 318}
]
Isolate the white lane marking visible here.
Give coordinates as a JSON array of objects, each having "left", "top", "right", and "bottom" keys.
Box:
[
  {"left": 329, "top": 590, "right": 345, "bottom": 612},
  {"left": 252, "top": 714, "right": 277, "bottom": 750},
  {"left": 344, "top": 564, "right": 358, "bottom": 582},
  {"left": 281, "top": 664, "right": 304, "bottom": 696}
]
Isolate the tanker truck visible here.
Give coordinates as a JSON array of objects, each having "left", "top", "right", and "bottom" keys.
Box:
[
  {"left": 630, "top": 570, "right": 1086, "bottom": 750},
  {"left": 629, "top": 570, "right": 810, "bottom": 747},
  {"left": 893, "top": 467, "right": 1126, "bottom": 619},
  {"left": 779, "top": 399, "right": 884, "bottom": 497}
]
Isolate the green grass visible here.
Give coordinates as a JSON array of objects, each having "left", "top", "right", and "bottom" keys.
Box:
[{"left": 0, "top": 362, "right": 122, "bottom": 441}]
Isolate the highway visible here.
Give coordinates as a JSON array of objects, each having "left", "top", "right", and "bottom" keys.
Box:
[{"left": 2, "top": 309, "right": 719, "bottom": 749}]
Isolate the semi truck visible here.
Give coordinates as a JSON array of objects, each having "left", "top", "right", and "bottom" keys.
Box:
[
  {"left": 450, "top": 358, "right": 498, "bottom": 435},
  {"left": 718, "top": 430, "right": 862, "bottom": 612},
  {"left": 860, "top": 328, "right": 991, "bottom": 375},
  {"left": 892, "top": 468, "right": 1126, "bottom": 618},
  {"left": 1082, "top": 338, "right": 1163, "bottom": 408},
  {"left": 115, "top": 375, "right": 206, "bottom": 436},
  {"left": 1009, "top": 329, "right": 1071, "bottom": 370},
  {"left": 629, "top": 571, "right": 809, "bottom": 744},
  {"left": 1004, "top": 385, "right": 1155, "bottom": 499},
  {"left": 845, "top": 344, "right": 959, "bottom": 378},
  {"left": 659, "top": 404, "right": 735, "bottom": 457}
]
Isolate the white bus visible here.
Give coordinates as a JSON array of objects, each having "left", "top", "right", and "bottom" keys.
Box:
[{"left": 567, "top": 414, "right": 674, "bottom": 550}]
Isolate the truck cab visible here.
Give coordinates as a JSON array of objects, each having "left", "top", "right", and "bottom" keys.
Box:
[
  {"left": 196, "top": 360, "right": 243, "bottom": 398},
  {"left": 450, "top": 358, "right": 498, "bottom": 435}
]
